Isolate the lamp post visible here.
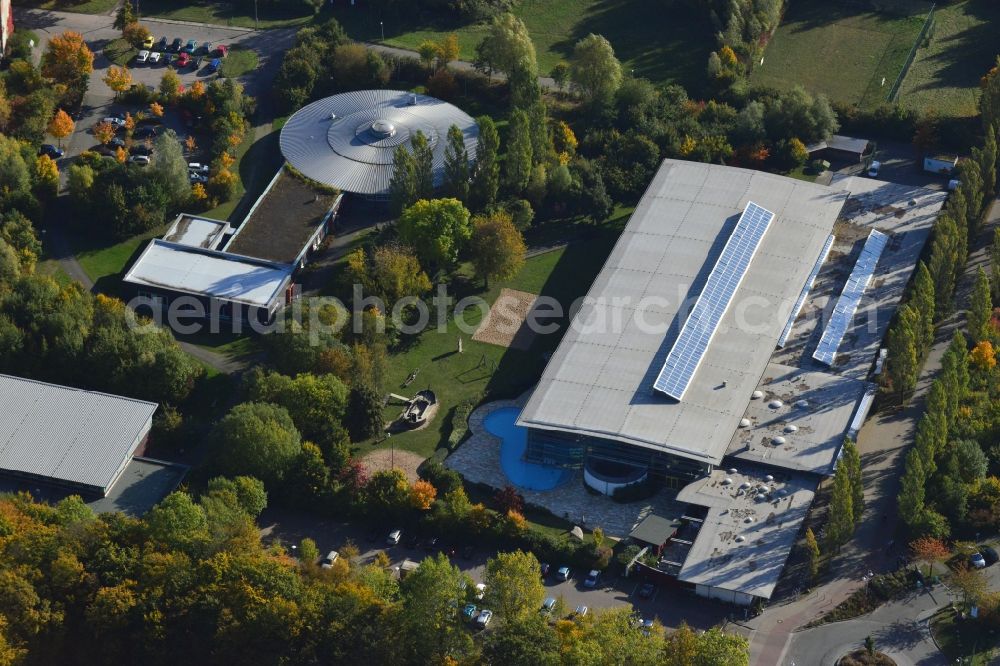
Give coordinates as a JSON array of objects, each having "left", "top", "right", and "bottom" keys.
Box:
[
  {"left": 380, "top": 21, "right": 384, "bottom": 42},
  {"left": 254, "top": 0, "right": 259, "bottom": 30}
]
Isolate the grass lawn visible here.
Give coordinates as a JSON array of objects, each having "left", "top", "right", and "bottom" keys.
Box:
[
  {"left": 15, "top": 0, "right": 117, "bottom": 13},
  {"left": 897, "top": 0, "right": 1000, "bottom": 117},
  {"left": 73, "top": 226, "right": 165, "bottom": 295},
  {"left": 104, "top": 38, "right": 137, "bottom": 67},
  {"left": 930, "top": 608, "right": 1000, "bottom": 665},
  {"left": 220, "top": 47, "right": 259, "bottom": 79},
  {"left": 333, "top": 0, "right": 715, "bottom": 92},
  {"left": 202, "top": 116, "right": 286, "bottom": 223},
  {"left": 359, "top": 217, "right": 629, "bottom": 461},
  {"left": 139, "top": 0, "right": 318, "bottom": 29},
  {"left": 751, "top": 0, "right": 930, "bottom": 107}
]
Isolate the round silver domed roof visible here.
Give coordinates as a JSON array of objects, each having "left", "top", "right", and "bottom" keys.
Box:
[{"left": 280, "top": 90, "right": 479, "bottom": 195}]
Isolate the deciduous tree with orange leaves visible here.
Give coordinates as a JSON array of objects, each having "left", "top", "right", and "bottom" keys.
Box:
[
  {"left": 93, "top": 121, "right": 116, "bottom": 145},
  {"left": 409, "top": 480, "right": 437, "bottom": 510},
  {"left": 47, "top": 109, "right": 75, "bottom": 147},
  {"left": 971, "top": 340, "right": 996, "bottom": 371},
  {"left": 910, "top": 536, "right": 950, "bottom": 577},
  {"left": 41, "top": 31, "right": 94, "bottom": 87},
  {"left": 103, "top": 67, "right": 132, "bottom": 99},
  {"left": 149, "top": 102, "right": 164, "bottom": 118}
]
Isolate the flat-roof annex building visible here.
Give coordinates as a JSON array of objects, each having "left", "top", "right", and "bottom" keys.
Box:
[
  {"left": 514, "top": 159, "right": 945, "bottom": 606},
  {"left": 280, "top": 90, "right": 479, "bottom": 198}
]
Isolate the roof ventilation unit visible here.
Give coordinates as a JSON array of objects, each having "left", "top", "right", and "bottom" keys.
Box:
[
  {"left": 795, "top": 399, "right": 809, "bottom": 408},
  {"left": 735, "top": 535, "right": 746, "bottom": 543},
  {"left": 728, "top": 468, "right": 738, "bottom": 475},
  {"left": 784, "top": 424, "right": 798, "bottom": 433},
  {"left": 751, "top": 390, "right": 764, "bottom": 400},
  {"left": 744, "top": 516, "right": 755, "bottom": 523},
  {"left": 765, "top": 474, "right": 774, "bottom": 482},
  {"left": 739, "top": 418, "right": 751, "bottom": 427},
  {"left": 722, "top": 477, "right": 733, "bottom": 486},
  {"left": 769, "top": 399, "right": 783, "bottom": 409},
  {"left": 772, "top": 436, "right": 786, "bottom": 445}
]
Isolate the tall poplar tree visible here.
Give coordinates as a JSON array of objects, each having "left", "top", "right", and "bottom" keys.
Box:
[
  {"left": 504, "top": 108, "right": 533, "bottom": 194},
  {"left": 968, "top": 266, "right": 993, "bottom": 342},
  {"left": 470, "top": 115, "right": 500, "bottom": 210},
  {"left": 442, "top": 124, "right": 469, "bottom": 202}
]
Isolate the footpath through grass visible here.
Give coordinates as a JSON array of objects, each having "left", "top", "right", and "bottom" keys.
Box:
[
  {"left": 333, "top": 0, "right": 714, "bottom": 92},
  {"left": 751, "top": 0, "right": 930, "bottom": 107},
  {"left": 897, "top": 0, "right": 1000, "bottom": 117}
]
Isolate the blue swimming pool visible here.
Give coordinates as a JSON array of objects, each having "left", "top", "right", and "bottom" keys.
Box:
[{"left": 484, "top": 407, "right": 570, "bottom": 491}]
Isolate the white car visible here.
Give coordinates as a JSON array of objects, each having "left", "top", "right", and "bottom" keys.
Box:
[
  {"left": 387, "top": 529, "right": 402, "bottom": 546},
  {"left": 136, "top": 50, "right": 150, "bottom": 64},
  {"left": 971, "top": 553, "right": 987, "bottom": 569},
  {"left": 189, "top": 172, "right": 207, "bottom": 184},
  {"left": 103, "top": 115, "right": 126, "bottom": 129},
  {"left": 867, "top": 160, "right": 881, "bottom": 178},
  {"left": 574, "top": 605, "right": 588, "bottom": 618},
  {"left": 188, "top": 162, "right": 210, "bottom": 174},
  {"left": 128, "top": 155, "right": 150, "bottom": 165},
  {"left": 149, "top": 51, "right": 162, "bottom": 65},
  {"left": 319, "top": 550, "right": 339, "bottom": 569},
  {"left": 475, "top": 609, "right": 493, "bottom": 628},
  {"left": 475, "top": 583, "right": 486, "bottom": 600}
]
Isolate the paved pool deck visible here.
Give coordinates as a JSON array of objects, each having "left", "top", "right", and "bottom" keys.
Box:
[{"left": 445, "top": 393, "right": 685, "bottom": 538}]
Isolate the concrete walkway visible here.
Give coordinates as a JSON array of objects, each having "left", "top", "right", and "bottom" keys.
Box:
[{"left": 746, "top": 195, "right": 1000, "bottom": 666}]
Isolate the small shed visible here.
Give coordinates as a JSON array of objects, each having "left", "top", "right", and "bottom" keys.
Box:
[
  {"left": 629, "top": 514, "right": 682, "bottom": 552},
  {"left": 805, "top": 135, "right": 870, "bottom": 163}
]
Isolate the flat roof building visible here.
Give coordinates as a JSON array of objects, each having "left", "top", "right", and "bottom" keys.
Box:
[{"left": 0, "top": 374, "right": 158, "bottom": 497}]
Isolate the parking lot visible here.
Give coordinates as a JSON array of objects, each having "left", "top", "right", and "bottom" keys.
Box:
[
  {"left": 15, "top": 7, "right": 295, "bottom": 167},
  {"left": 260, "top": 507, "right": 734, "bottom": 631}
]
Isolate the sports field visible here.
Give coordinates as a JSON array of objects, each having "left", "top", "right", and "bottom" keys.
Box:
[
  {"left": 897, "top": 0, "right": 1000, "bottom": 117},
  {"left": 751, "top": 0, "right": 931, "bottom": 107},
  {"left": 333, "top": 0, "right": 715, "bottom": 92}
]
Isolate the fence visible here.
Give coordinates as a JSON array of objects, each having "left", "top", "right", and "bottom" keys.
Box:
[{"left": 886, "top": 3, "right": 936, "bottom": 103}]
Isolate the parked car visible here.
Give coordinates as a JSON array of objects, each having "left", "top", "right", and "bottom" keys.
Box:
[
  {"left": 183, "top": 39, "right": 198, "bottom": 53},
  {"left": 584, "top": 570, "right": 600, "bottom": 588},
  {"left": 208, "top": 58, "right": 222, "bottom": 73},
  {"left": 982, "top": 546, "right": 999, "bottom": 566},
  {"left": 134, "top": 126, "right": 159, "bottom": 140},
  {"left": 970, "top": 552, "right": 987, "bottom": 569},
  {"left": 200, "top": 41, "right": 213, "bottom": 55},
  {"left": 573, "top": 605, "right": 588, "bottom": 618},
  {"left": 638, "top": 582, "right": 655, "bottom": 599},
  {"left": 556, "top": 566, "right": 571, "bottom": 581},
  {"left": 474, "top": 583, "right": 486, "bottom": 600},
  {"left": 177, "top": 52, "right": 191, "bottom": 68},
  {"left": 103, "top": 115, "right": 127, "bottom": 129},
  {"left": 170, "top": 37, "right": 183, "bottom": 52},
  {"left": 540, "top": 597, "right": 556, "bottom": 614},
  {"left": 129, "top": 155, "right": 151, "bottom": 165},
  {"left": 188, "top": 162, "right": 210, "bottom": 174},
  {"left": 475, "top": 609, "right": 492, "bottom": 628},
  {"left": 387, "top": 529, "right": 402, "bottom": 546},
  {"left": 149, "top": 51, "right": 161, "bottom": 65},
  {"left": 319, "top": 550, "right": 339, "bottom": 569},
  {"left": 142, "top": 35, "right": 154, "bottom": 49},
  {"left": 156, "top": 37, "right": 168, "bottom": 51},
  {"left": 641, "top": 618, "right": 655, "bottom": 637},
  {"left": 215, "top": 44, "right": 229, "bottom": 58},
  {"left": 163, "top": 53, "right": 175, "bottom": 66},
  {"left": 867, "top": 160, "right": 881, "bottom": 178},
  {"left": 189, "top": 172, "right": 208, "bottom": 184},
  {"left": 136, "top": 50, "right": 150, "bottom": 64},
  {"left": 130, "top": 144, "right": 153, "bottom": 156},
  {"left": 462, "top": 603, "right": 477, "bottom": 621},
  {"left": 38, "top": 144, "right": 64, "bottom": 159},
  {"left": 540, "top": 563, "right": 550, "bottom": 577},
  {"left": 108, "top": 137, "right": 126, "bottom": 149}
]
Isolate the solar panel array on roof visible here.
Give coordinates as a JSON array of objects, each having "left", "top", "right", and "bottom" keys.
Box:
[
  {"left": 812, "top": 229, "right": 888, "bottom": 365},
  {"left": 777, "top": 234, "right": 835, "bottom": 348},
  {"left": 653, "top": 201, "right": 775, "bottom": 399}
]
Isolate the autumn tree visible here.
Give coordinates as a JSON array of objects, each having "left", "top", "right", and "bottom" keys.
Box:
[
  {"left": 475, "top": 12, "right": 537, "bottom": 82},
  {"left": 92, "top": 121, "right": 116, "bottom": 146},
  {"left": 484, "top": 550, "right": 546, "bottom": 621},
  {"left": 409, "top": 480, "right": 437, "bottom": 510},
  {"left": 397, "top": 198, "right": 472, "bottom": 268},
  {"left": 122, "top": 23, "right": 151, "bottom": 49},
  {"left": 842, "top": 439, "right": 864, "bottom": 524},
  {"left": 33, "top": 154, "right": 59, "bottom": 198},
  {"left": 803, "top": 527, "right": 820, "bottom": 583},
  {"left": 102, "top": 66, "right": 132, "bottom": 99},
  {"left": 825, "top": 459, "right": 854, "bottom": 552},
  {"left": 952, "top": 564, "right": 988, "bottom": 607},
  {"left": 438, "top": 33, "right": 460, "bottom": 65},
  {"left": 41, "top": 31, "right": 94, "bottom": 88},
  {"left": 159, "top": 69, "right": 182, "bottom": 101},
  {"left": 469, "top": 210, "right": 526, "bottom": 288},
  {"left": 149, "top": 102, "right": 164, "bottom": 118},
  {"left": 417, "top": 40, "right": 440, "bottom": 68},
  {"left": 910, "top": 536, "right": 950, "bottom": 577},
  {"left": 47, "top": 109, "right": 74, "bottom": 148},
  {"left": 114, "top": 0, "right": 135, "bottom": 31},
  {"left": 400, "top": 553, "right": 472, "bottom": 663},
  {"left": 971, "top": 340, "right": 996, "bottom": 371},
  {"left": 569, "top": 33, "right": 623, "bottom": 108}
]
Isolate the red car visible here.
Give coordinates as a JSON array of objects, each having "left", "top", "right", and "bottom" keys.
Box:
[
  {"left": 177, "top": 52, "right": 191, "bottom": 67},
  {"left": 214, "top": 45, "right": 228, "bottom": 58}
]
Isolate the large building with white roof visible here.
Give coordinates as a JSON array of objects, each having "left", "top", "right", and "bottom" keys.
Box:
[{"left": 515, "top": 159, "right": 946, "bottom": 605}]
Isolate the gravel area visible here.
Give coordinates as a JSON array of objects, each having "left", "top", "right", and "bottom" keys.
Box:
[{"left": 471, "top": 288, "right": 539, "bottom": 350}]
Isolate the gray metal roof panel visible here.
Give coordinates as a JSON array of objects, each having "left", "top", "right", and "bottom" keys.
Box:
[
  {"left": 0, "top": 374, "right": 157, "bottom": 493},
  {"left": 517, "top": 160, "right": 849, "bottom": 466},
  {"left": 279, "top": 90, "right": 479, "bottom": 195}
]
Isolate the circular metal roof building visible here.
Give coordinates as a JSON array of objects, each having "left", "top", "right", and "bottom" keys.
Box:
[{"left": 279, "top": 90, "right": 479, "bottom": 197}]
